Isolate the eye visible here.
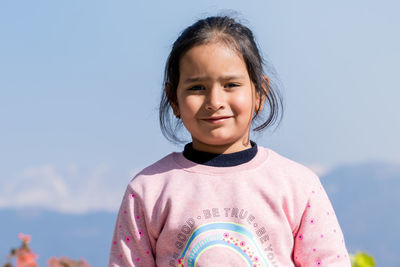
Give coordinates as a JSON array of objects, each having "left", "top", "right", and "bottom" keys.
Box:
[
  {"left": 188, "top": 85, "right": 205, "bottom": 91},
  {"left": 225, "top": 83, "right": 240, "bottom": 88}
]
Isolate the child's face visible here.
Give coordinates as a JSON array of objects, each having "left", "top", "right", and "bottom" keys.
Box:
[{"left": 173, "top": 42, "right": 260, "bottom": 154}]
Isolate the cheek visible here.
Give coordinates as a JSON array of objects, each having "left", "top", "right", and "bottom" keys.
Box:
[
  {"left": 231, "top": 92, "right": 255, "bottom": 115},
  {"left": 179, "top": 95, "right": 202, "bottom": 114}
]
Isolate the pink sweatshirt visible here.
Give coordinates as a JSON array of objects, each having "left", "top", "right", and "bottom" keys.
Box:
[{"left": 109, "top": 147, "right": 350, "bottom": 266}]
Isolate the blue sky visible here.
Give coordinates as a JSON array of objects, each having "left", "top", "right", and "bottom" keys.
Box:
[{"left": 1, "top": 0, "right": 399, "bottom": 213}]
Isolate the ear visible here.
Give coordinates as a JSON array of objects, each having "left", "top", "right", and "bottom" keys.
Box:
[
  {"left": 255, "top": 75, "right": 269, "bottom": 112},
  {"left": 165, "top": 83, "right": 180, "bottom": 118}
]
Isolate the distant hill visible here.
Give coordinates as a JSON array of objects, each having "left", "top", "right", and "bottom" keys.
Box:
[
  {"left": 321, "top": 160, "right": 400, "bottom": 267},
  {"left": 1, "top": 161, "right": 399, "bottom": 266}
]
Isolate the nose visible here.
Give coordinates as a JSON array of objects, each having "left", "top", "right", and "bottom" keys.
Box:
[{"left": 205, "top": 86, "right": 225, "bottom": 111}]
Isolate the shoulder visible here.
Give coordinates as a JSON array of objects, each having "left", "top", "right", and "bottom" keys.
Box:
[
  {"left": 260, "top": 146, "right": 321, "bottom": 189},
  {"left": 130, "top": 152, "right": 178, "bottom": 180},
  {"left": 125, "top": 152, "right": 185, "bottom": 193}
]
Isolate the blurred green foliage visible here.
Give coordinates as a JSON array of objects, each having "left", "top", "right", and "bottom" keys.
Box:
[{"left": 351, "top": 252, "right": 375, "bottom": 267}]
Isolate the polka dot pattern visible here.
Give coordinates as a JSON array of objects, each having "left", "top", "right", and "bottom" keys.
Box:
[
  {"left": 111, "top": 190, "right": 152, "bottom": 265},
  {"left": 293, "top": 185, "right": 349, "bottom": 266}
]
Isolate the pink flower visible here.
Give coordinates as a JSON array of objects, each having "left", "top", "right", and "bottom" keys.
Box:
[
  {"left": 13, "top": 233, "right": 38, "bottom": 267},
  {"left": 48, "top": 256, "right": 91, "bottom": 267},
  {"left": 18, "top": 233, "right": 32, "bottom": 244},
  {"left": 16, "top": 250, "right": 39, "bottom": 267}
]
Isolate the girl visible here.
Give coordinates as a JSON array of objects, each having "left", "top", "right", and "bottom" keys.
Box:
[{"left": 109, "top": 16, "right": 350, "bottom": 267}]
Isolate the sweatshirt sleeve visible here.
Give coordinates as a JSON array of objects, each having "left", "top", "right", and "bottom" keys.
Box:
[
  {"left": 292, "top": 175, "right": 351, "bottom": 267},
  {"left": 109, "top": 184, "right": 156, "bottom": 267}
]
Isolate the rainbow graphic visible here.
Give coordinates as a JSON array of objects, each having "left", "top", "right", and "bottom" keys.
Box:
[{"left": 177, "top": 222, "right": 269, "bottom": 267}]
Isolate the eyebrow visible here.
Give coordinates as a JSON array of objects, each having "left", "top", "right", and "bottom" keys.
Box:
[{"left": 182, "top": 75, "right": 246, "bottom": 84}]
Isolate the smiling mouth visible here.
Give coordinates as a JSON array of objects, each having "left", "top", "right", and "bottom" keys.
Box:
[{"left": 201, "top": 116, "right": 232, "bottom": 124}]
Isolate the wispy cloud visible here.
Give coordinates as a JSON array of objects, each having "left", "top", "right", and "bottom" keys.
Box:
[
  {"left": 0, "top": 164, "right": 138, "bottom": 214},
  {"left": 304, "top": 163, "right": 331, "bottom": 177}
]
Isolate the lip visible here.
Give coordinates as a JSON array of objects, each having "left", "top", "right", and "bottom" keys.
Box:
[{"left": 201, "top": 116, "right": 232, "bottom": 124}]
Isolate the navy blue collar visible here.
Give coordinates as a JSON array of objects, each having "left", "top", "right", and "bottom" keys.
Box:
[{"left": 183, "top": 141, "right": 258, "bottom": 167}]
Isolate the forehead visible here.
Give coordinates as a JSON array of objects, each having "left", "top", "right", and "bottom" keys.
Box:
[{"left": 179, "top": 43, "right": 249, "bottom": 78}]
